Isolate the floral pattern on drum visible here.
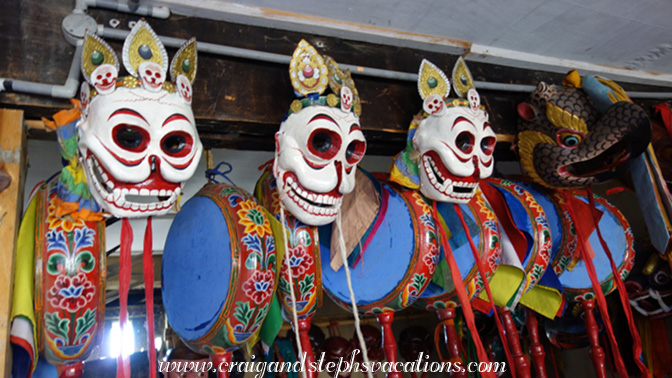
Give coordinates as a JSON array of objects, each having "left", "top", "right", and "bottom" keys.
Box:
[
  {"left": 255, "top": 169, "right": 322, "bottom": 320},
  {"left": 35, "top": 181, "right": 106, "bottom": 364},
  {"left": 183, "top": 184, "right": 277, "bottom": 353}
]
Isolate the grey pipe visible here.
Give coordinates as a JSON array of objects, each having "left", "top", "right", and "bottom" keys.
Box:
[
  {"left": 2, "top": 42, "right": 83, "bottom": 98},
  {"left": 100, "top": 27, "right": 672, "bottom": 99},
  {"left": 82, "top": 0, "right": 169, "bottom": 18}
]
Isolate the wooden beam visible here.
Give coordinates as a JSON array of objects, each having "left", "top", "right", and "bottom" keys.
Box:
[{"left": 0, "top": 109, "right": 26, "bottom": 377}]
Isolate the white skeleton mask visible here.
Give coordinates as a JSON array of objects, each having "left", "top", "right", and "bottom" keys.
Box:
[
  {"left": 78, "top": 87, "right": 202, "bottom": 217},
  {"left": 413, "top": 106, "right": 495, "bottom": 203},
  {"left": 273, "top": 105, "right": 366, "bottom": 225},
  {"left": 78, "top": 22, "right": 201, "bottom": 218}
]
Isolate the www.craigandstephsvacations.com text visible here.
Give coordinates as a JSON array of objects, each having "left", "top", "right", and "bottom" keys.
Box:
[{"left": 158, "top": 351, "right": 507, "bottom": 377}]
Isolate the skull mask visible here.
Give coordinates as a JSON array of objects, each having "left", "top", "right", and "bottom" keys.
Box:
[
  {"left": 412, "top": 59, "right": 496, "bottom": 203},
  {"left": 274, "top": 105, "right": 365, "bottom": 226},
  {"left": 78, "top": 22, "right": 201, "bottom": 218},
  {"left": 273, "top": 40, "right": 366, "bottom": 226},
  {"left": 414, "top": 105, "right": 495, "bottom": 203}
]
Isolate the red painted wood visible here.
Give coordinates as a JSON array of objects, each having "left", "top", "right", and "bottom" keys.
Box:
[
  {"left": 582, "top": 299, "right": 607, "bottom": 378},
  {"left": 57, "top": 362, "right": 84, "bottom": 378},
  {"left": 376, "top": 312, "right": 402, "bottom": 378},
  {"left": 525, "top": 308, "right": 547, "bottom": 378},
  {"left": 211, "top": 351, "right": 233, "bottom": 378},
  {"left": 297, "top": 318, "right": 316, "bottom": 378},
  {"left": 437, "top": 308, "right": 467, "bottom": 378},
  {"left": 498, "top": 308, "right": 531, "bottom": 378}
]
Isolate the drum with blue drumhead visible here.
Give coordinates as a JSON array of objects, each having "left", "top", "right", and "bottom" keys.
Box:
[{"left": 162, "top": 184, "right": 277, "bottom": 356}]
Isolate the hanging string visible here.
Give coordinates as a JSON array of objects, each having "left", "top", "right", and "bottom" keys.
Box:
[
  {"left": 206, "top": 161, "right": 237, "bottom": 186},
  {"left": 335, "top": 212, "right": 374, "bottom": 378},
  {"left": 559, "top": 190, "right": 628, "bottom": 378},
  {"left": 454, "top": 204, "right": 517, "bottom": 378},
  {"left": 117, "top": 219, "right": 133, "bottom": 378},
  {"left": 278, "top": 185, "right": 307, "bottom": 378},
  {"left": 585, "top": 187, "right": 650, "bottom": 378},
  {"left": 143, "top": 217, "right": 157, "bottom": 378},
  {"left": 432, "top": 202, "right": 495, "bottom": 378}
]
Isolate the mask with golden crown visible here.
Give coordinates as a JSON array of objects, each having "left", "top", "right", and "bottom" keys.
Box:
[
  {"left": 273, "top": 39, "right": 367, "bottom": 226},
  {"left": 391, "top": 58, "right": 496, "bottom": 203},
  {"left": 77, "top": 21, "right": 202, "bottom": 218}
]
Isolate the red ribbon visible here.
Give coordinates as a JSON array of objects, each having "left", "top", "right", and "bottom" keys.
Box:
[
  {"left": 454, "top": 203, "right": 517, "bottom": 378},
  {"left": 585, "top": 188, "right": 650, "bottom": 378},
  {"left": 559, "top": 190, "right": 628, "bottom": 378},
  {"left": 144, "top": 217, "right": 157, "bottom": 378},
  {"left": 118, "top": 219, "right": 133, "bottom": 378},
  {"left": 432, "top": 202, "right": 494, "bottom": 377}
]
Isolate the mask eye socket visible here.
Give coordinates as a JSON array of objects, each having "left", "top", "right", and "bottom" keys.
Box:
[
  {"left": 345, "top": 140, "right": 366, "bottom": 165},
  {"left": 113, "top": 124, "right": 149, "bottom": 152},
  {"left": 653, "top": 270, "right": 669, "bottom": 286},
  {"left": 557, "top": 130, "right": 584, "bottom": 148},
  {"left": 480, "top": 136, "right": 496, "bottom": 156},
  {"left": 161, "top": 131, "right": 193, "bottom": 158},
  {"left": 308, "top": 128, "right": 342, "bottom": 160},
  {"left": 455, "top": 131, "right": 474, "bottom": 154}
]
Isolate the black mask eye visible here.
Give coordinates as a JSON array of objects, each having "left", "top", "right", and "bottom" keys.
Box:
[
  {"left": 455, "top": 131, "right": 474, "bottom": 153},
  {"left": 308, "top": 128, "right": 342, "bottom": 160},
  {"left": 312, "top": 131, "right": 332, "bottom": 153},
  {"left": 346, "top": 140, "right": 366, "bottom": 164},
  {"left": 481, "top": 136, "right": 496, "bottom": 155},
  {"left": 160, "top": 131, "right": 194, "bottom": 158},
  {"left": 113, "top": 124, "right": 149, "bottom": 152},
  {"left": 162, "top": 134, "right": 186, "bottom": 154}
]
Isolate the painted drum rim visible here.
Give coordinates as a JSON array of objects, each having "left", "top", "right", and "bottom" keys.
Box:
[
  {"left": 255, "top": 169, "right": 322, "bottom": 320},
  {"left": 487, "top": 177, "right": 553, "bottom": 294},
  {"left": 163, "top": 183, "right": 277, "bottom": 354},
  {"left": 34, "top": 180, "right": 106, "bottom": 364},
  {"left": 321, "top": 172, "right": 439, "bottom": 315},
  {"left": 552, "top": 190, "right": 635, "bottom": 302},
  {"left": 414, "top": 186, "right": 501, "bottom": 311}
]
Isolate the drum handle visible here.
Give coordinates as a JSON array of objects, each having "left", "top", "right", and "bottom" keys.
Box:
[
  {"left": 435, "top": 307, "right": 467, "bottom": 378},
  {"left": 525, "top": 307, "right": 547, "bottom": 378},
  {"left": 279, "top": 205, "right": 308, "bottom": 378},
  {"left": 581, "top": 299, "right": 607, "bottom": 378}
]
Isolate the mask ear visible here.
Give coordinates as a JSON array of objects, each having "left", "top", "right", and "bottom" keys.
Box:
[
  {"left": 122, "top": 19, "right": 168, "bottom": 78},
  {"left": 81, "top": 32, "right": 119, "bottom": 86},
  {"left": 417, "top": 59, "right": 450, "bottom": 101},
  {"left": 170, "top": 37, "right": 197, "bottom": 84},
  {"left": 451, "top": 56, "right": 475, "bottom": 98}
]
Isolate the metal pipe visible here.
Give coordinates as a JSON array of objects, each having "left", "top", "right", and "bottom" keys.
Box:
[
  {"left": 85, "top": 0, "right": 170, "bottom": 19},
  {"left": 1, "top": 41, "right": 83, "bottom": 98},
  {"left": 99, "top": 27, "right": 672, "bottom": 99}
]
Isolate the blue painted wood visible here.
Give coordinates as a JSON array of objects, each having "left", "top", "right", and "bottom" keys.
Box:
[
  {"left": 514, "top": 182, "right": 564, "bottom": 260},
  {"left": 162, "top": 195, "right": 233, "bottom": 341},
  {"left": 319, "top": 178, "right": 415, "bottom": 306},
  {"left": 420, "top": 202, "right": 480, "bottom": 298},
  {"left": 559, "top": 196, "right": 627, "bottom": 290}
]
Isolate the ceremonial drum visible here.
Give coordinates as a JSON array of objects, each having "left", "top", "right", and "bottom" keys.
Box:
[
  {"left": 319, "top": 169, "right": 437, "bottom": 376},
  {"left": 551, "top": 191, "right": 635, "bottom": 302},
  {"left": 162, "top": 184, "right": 277, "bottom": 357},
  {"left": 513, "top": 180, "right": 577, "bottom": 276},
  {"left": 319, "top": 169, "right": 437, "bottom": 315},
  {"left": 485, "top": 178, "right": 553, "bottom": 300},
  {"left": 414, "top": 188, "right": 501, "bottom": 310},
  {"left": 34, "top": 180, "right": 106, "bottom": 375}
]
